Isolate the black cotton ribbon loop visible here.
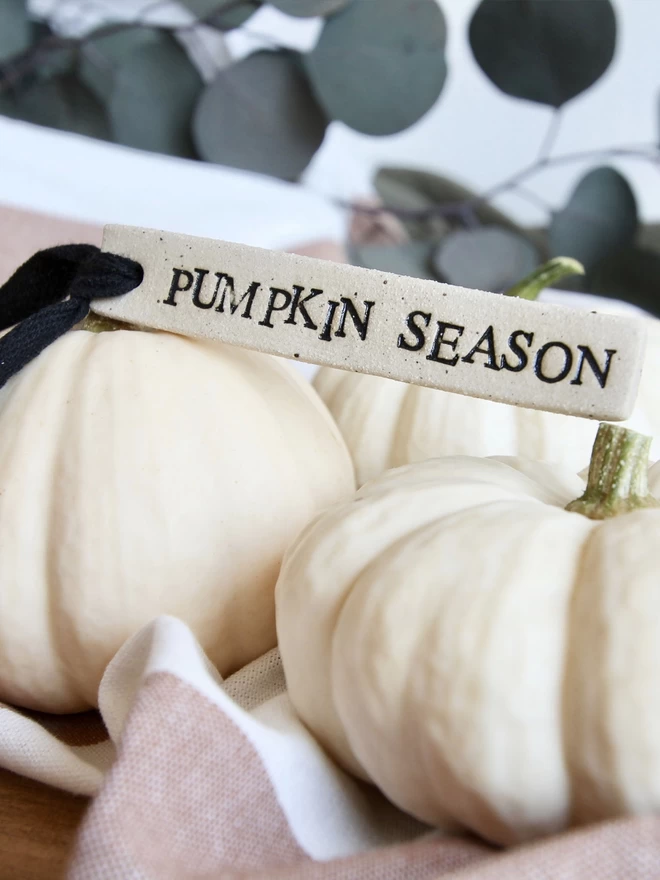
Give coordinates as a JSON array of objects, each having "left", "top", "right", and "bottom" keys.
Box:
[{"left": 0, "top": 244, "right": 143, "bottom": 391}]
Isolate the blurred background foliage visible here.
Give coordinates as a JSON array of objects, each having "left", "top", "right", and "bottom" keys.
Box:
[{"left": 1, "top": 0, "right": 659, "bottom": 314}]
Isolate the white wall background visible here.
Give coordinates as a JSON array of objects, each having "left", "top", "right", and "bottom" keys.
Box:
[{"left": 1, "top": 0, "right": 658, "bottom": 244}]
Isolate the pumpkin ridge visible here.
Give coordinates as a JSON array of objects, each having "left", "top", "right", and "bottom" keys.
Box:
[
  {"left": 389, "top": 378, "right": 420, "bottom": 471},
  {"left": 328, "top": 495, "right": 552, "bottom": 776},
  {"left": 359, "top": 374, "right": 408, "bottom": 483},
  {"left": 282, "top": 472, "right": 512, "bottom": 777},
  {"left": 346, "top": 531, "right": 464, "bottom": 831},
  {"left": 44, "top": 331, "right": 102, "bottom": 711},
  {"left": 0, "top": 366, "right": 54, "bottom": 706},
  {"left": 329, "top": 498, "right": 589, "bottom": 842},
  {"left": 560, "top": 507, "right": 660, "bottom": 824},
  {"left": 560, "top": 523, "right": 600, "bottom": 826},
  {"left": 0, "top": 338, "right": 75, "bottom": 709}
]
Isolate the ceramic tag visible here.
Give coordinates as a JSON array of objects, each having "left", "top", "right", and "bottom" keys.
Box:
[{"left": 94, "top": 224, "right": 647, "bottom": 420}]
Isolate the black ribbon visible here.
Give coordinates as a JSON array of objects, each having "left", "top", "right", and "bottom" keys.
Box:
[{"left": 0, "top": 244, "right": 143, "bottom": 391}]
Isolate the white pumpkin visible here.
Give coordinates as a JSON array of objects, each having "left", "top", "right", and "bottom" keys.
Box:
[
  {"left": 275, "top": 423, "right": 660, "bottom": 846},
  {"left": 313, "top": 296, "right": 660, "bottom": 484},
  {"left": 0, "top": 325, "right": 354, "bottom": 713}
]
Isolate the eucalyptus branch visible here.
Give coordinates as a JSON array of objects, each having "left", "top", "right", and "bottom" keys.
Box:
[
  {"left": 340, "top": 143, "right": 660, "bottom": 225},
  {"left": 537, "top": 108, "right": 562, "bottom": 163},
  {"left": 507, "top": 183, "right": 553, "bottom": 213},
  {"left": 482, "top": 147, "right": 660, "bottom": 204},
  {"left": 334, "top": 196, "right": 469, "bottom": 221}
]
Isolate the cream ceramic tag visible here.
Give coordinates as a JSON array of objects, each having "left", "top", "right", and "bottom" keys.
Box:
[{"left": 94, "top": 224, "right": 646, "bottom": 420}]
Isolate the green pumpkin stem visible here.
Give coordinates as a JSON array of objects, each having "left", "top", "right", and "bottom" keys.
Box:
[
  {"left": 566, "top": 423, "right": 660, "bottom": 520},
  {"left": 504, "top": 257, "right": 585, "bottom": 301},
  {"left": 76, "top": 313, "right": 135, "bottom": 333}
]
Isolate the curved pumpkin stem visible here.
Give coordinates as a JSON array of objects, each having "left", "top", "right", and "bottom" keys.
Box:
[
  {"left": 566, "top": 423, "right": 660, "bottom": 520},
  {"left": 504, "top": 256, "right": 585, "bottom": 301}
]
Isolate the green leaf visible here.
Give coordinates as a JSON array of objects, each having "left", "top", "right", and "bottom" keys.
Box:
[
  {"left": 304, "top": 0, "right": 446, "bottom": 136},
  {"left": 374, "top": 167, "right": 530, "bottom": 243},
  {"left": 373, "top": 169, "right": 450, "bottom": 242},
  {"left": 349, "top": 241, "right": 436, "bottom": 280},
  {"left": 433, "top": 226, "right": 539, "bottom": 292},
  {"left": 0, "top": 0, "right": 31, "bottom": 63},
  {"left": 270, "top": 0, "right": 352, "bottom": 17},
  {"left": 180, "top": 0, "right": 259, "bottom": 29},
  {"left": 192, "top": 50, "right": 327, "bottom": 181},
  {"left": 469, "top": 0, "right": 616, "bottom": 107},
  {"left": 80, "top": 28, "right": 203, "bottom": 158},
  {"left": 22, "top": 21, "right": 78, "bottom": 78},
  {"left": 549, "top": 167, "right": 638, "bottom": 274},
  {"left": 637, "top": 222, "right": 660, "bottom": 252},
  {"left": 0, "top": 72, "right": 110, "bottom": 140},
  {"left": 210, "top": 1, "right": 259, "bottom": 29},
  {"left": 590, "top": 247, "right": 660, "bottom": 317}
]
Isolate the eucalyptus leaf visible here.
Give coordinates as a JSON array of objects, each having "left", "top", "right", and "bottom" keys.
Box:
[
  {"left": 180, "top": 0, "right": 259, "bottom": 29},
  {"left": 79, "top": 30, "right": 149, "bottom": 104},
  {"left": 25, "top": 21, "right": 79, "bottom": 78},
  {"left": 350, "top": 242, "right": 437, "bottom": 280},
  {"left": 373, "top": 169, "right": 450, "bottom": 241},
  {"left": 637, "top": 222, "right": 660, "bottom": 252},
  {"left": 38, "top": 44, "right": 78, "bottom": 79},
  {"left": 549, "top": 167, "right": 638, "bottom": 274},
  {"left": 305, "top": 0, "right": 446, "bottom": 136},
  {"left": 210, "top": 0, "right": 259, "bottom": 29},
  {"left": 193, "top": 50, "right": 327, "bottom": 180},
  {"left": 590, "top": 247, "right": 660, "bottom": 317},
  {"left": 433, "top": 227, "right": 539, "bottom": 291},
  {"left": 80, "top": 28, "right": 203, "bottom": 158},
  {"left": 0, "top": 72, "right": 110, "bottom": 140},
  {"left": 0, "top": 0, "right": 31, "bottom": 64},
  {"left": 469, "top": 0, "right": 616, "bottom": 107},
  {"left": 270, "top": 0, "right": 351, "bottom": 17}
]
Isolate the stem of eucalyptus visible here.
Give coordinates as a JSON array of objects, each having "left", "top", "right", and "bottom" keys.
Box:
[
  {"left": 566, "top": 423, "right": 660, "bottom": 520},
  {"left": 503, "top": 256, "right": 585, "bottom": 301}
]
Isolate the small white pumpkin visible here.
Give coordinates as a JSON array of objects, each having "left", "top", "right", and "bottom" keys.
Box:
[
  {"left": 276, "top": 423, "right": 660, "bottom": 846},
  {"left": 313, "top": 283, "right": 660, "bottom": 484},
  {"left": 0, "top": 323, "right": 354, "bottom": 712}
]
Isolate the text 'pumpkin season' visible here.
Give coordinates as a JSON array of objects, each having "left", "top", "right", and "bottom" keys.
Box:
[{"left": 164, "top": 267, "right": 617, "bottom": 390}]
